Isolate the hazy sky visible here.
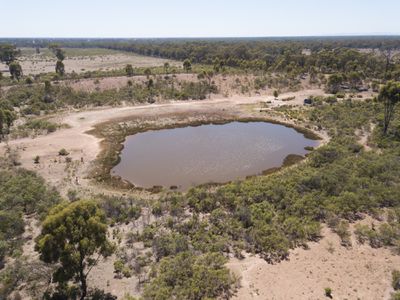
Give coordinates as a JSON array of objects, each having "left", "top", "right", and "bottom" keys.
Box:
[{"left": 1, "top": 0, "right": 399, "bottom": 38}]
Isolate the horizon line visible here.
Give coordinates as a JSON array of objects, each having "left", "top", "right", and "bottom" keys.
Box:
[{"left": 1, "top": 34, "right": 400, "bottom": 40}]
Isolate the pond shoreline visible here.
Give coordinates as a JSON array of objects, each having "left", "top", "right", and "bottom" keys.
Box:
[{"left": 88, "top": 111, "right": 323, "bottom": 193}]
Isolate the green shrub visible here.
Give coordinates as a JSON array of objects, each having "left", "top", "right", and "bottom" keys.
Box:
[
  {"left": 324, "top": 287, "right": 332, "bottom": 298},
  {"left": 393, "top": 270, "right": 400, "bottom": 291},
  {"left": 334, "top": 220, "right": 351, "bottom": 247},
  {"left": 336, "top": 93, "right": 345, "bottom": 98},
  {"left": 58, "top": 148, "right": 69, "bottom": 156},
  {"left": 143, "top": 252, "right": 234, "bottom": 300}
]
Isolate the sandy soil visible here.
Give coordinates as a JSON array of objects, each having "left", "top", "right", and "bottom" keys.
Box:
[
  {"left": 60, "top": 73, "right": 374, "bottom": 104},
  {"left": 357, "top": 123, "right": 376, "bottom": 152},
  {"left": 87, "top": 211, "right": 155, "bottom": 299},
  {"left": 63, "top": 73, "right": 200, "bottom": 92},
  {"left": 228, "top": 220, "right": 400, "bottom": 300},
  {"left": 61, "top": 73, "right": 327, "bottom": 99},
  {"left": 0, "top": 89, "right": 327, "bottom": 196},
  {"left": 0, "top": 49, "right": 179, "bottom": 75}
]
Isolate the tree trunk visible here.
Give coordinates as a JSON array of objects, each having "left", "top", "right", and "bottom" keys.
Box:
[
  {"left": 383, "top": 122, "right": 389, "bottom": 134},
  {"left": 80, "top": 269, "right": 87, "bottom": 300},
  {"left": 79, "top": 254, "right": 87, "bottom": 300}
]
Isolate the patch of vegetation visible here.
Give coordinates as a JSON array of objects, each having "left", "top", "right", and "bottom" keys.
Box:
[
  {"left": 143, "top": 252, "right": 235, "bottom": 300},
  {"left": 354, "top": 210, "right": 400, "bottom": 251},
  {"left": 11, "top": 118, "right": 63, "bottom": 138},
  {"left": 393, "top": 270, "right": 400, "bottom": 291},
  {"left": 324, "top": 287, "right": 333, "bottom": 298},
  {"left": 35, "top": 200, "right": 114, "bottom": 299},
  {"left": 0, "top": 75, "right": 217, "bottom": 135},
  {"left": 58, "top": 148, "right": 69, "bottom": 156},
  {"left": 0, "top": 155, "right": 60, "bottom": 298}
]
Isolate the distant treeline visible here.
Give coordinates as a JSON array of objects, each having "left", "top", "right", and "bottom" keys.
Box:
[
  {"left": 76, "top": 37, "right": 400, "bottom": 79},
  {"left": 2, "top": 36, "right": 400, "bottom": 50},
  {"left": 1, "top": 36, "right": 400, "bottom": 78}
]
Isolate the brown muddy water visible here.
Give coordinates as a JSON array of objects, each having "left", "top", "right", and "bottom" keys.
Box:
[{"left": 112, "top": 121, "right": 319, "bottom": 190}]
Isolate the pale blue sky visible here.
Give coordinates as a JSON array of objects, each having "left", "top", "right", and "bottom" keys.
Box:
[{"left": 1, "top": 0, "right": 399, "bottom": 38}]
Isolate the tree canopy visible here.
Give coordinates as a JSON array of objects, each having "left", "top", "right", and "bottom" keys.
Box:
[
  {"left": 378, "top": 81, "right": 400, "bottom": 134},
  {"left": 35, "top": 200, "right": 113, "bottom": 299},
  {"left": 0, "top": 44, "right": 18, "bottom": 65},
  {"left": 8, "top": 61, "right": 23, "bottom": 81},
  {"left": 143, "top": 252, "right": 234, "bottom": 300}
]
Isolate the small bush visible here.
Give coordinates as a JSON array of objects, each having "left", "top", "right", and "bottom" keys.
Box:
[
  {"left": 334, "top": 220, "right": 351, "bottom": 247},
  {"left": 393, "top": 270, "right": 400, "bottom": 291},
  {"left": 392, "top": 292, "right": 400, "bottom": 300},
  {"left": 58, "top": 148, "right": 69, "bottom": 156},
  {"left": 324, "top": 287, "right": 332, "bottom": 298},
  {"left": 336, "top": 93, "right": 345, "bottom": 98}
]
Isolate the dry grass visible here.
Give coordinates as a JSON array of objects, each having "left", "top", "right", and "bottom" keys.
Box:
[{"left": 0, "top": 47, "right": 180, "bottom": 75}]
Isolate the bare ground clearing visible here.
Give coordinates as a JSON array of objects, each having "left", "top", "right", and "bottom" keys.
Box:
[
  {"left": 0, "top": 48, "right": 180, "bottom": 75},
  {"left": 228, "top": 219, "right": 400, "bottom": 300}
]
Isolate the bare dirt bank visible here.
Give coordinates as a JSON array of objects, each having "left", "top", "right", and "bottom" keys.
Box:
[{"left": 228, "top": 222, "right": 400, "bottom": 300}]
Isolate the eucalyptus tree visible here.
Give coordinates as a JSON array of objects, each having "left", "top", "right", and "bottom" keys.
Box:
[
  {"left": 378, "top": 81, "right": 400, "bottom": 134},
  {"left": 35, "top": 200, "right": 114, "bottom": 299}
]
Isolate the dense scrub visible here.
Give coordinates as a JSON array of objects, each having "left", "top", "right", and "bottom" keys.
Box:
[
  {"left": 1, "top": 77, "right": 216, "bottom": 116},
  {"left": 0, "top": 154, "right": 60, "bottom": 298},
  {"left": 143, "top": 252, "right": 234, "bottom": 300},
  {"left": 6, "top": 36, "right": 400, "bottom": 75},
  {"left": 50, "top": 37, "right": 400, "bottom": 81},
  {"left": 0, "top": 168, "right": 60, "bottom": 217}
]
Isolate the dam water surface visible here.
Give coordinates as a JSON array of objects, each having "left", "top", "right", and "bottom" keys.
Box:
[{"left": 111, "top": 121, "right": 319, "bottom": 190}]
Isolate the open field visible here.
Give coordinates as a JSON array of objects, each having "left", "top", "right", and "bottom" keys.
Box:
[{"left": 0, "top": 47, "right": 180, "bottom": 75}]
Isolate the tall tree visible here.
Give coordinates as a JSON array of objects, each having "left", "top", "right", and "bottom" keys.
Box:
[
  {"left": 183, "top": 59, "right": 192, "bottom": 73},
  {"left": 378, "top": 81, "right": 400, "bottom": 134},
  {"left": 144, "top": 68, "right": 152, "bottom": 78},
  {"left": 326, "top": 74, "right": 344, "bottom": 94},
  {"left": 0, "top": 109, "right": 16, "bottom": 140},
  {"left": 9, "top": 61, "right": 23, "bottom": 81},
  {"left": 0, "top": 110, "right": 5, "bottom": 139},
  {"left": 0, "top": 44, "right": 18, "bottom": 65},
  {"left": 35, "top": 200, "right": 114, "bottom": 299},
  {"left": 348, "top": 71, "right": 362, "bottom": 90},
  {"left": 55, "top": 60, "right": 65, "bottom": 76},
  {"left": 125, "top": 64, "right": 134, "bottom": 76},
  {"left": 49, "top": 44, "right": 65, "bottom": 61},
  {"left": 164, "top": 62, "right": 170, "bottom": 74},
  {"left": 49, "top": 44, "right": 66, "bottom": 75}
]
